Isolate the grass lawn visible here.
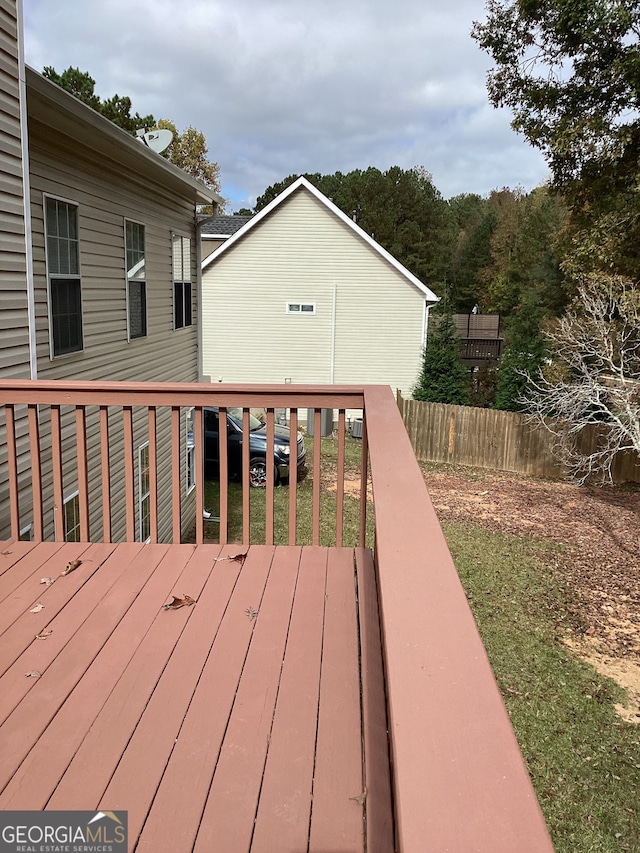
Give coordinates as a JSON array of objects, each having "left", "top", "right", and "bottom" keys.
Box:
[
  {"left": 196, "top": 438, "right": 639, "bottom": 852},
  {"left": 446, "top": 522, "right": 640, "bottom": 853},
  {"left": 199, "top": 434, "right": 375, "bottom": 547}
]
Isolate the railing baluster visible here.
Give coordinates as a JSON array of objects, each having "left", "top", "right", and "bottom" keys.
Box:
[
  {"left": 288, "top": 408, "right": 298, "bottom": 546},
  {"left": 265, "top": 409, "right": 275, "bottom": 545},
  {"left": 336, "top": 409, "right": 346, "bottom": 547},
  {"left": 242, "top": 408, "right": 250, "bottom": 545},
  {"left": 5, "top": 405, "right": 19, "bottom": 540},
  {"left": 51, "top": 406, "right": 64, "bottom": 541},
  {"left": 99, "top": 406, "right": 111, "bottom": 543},
  {"left": 194, "top": 405, "right": 204, "bottom": 545},
  {"left": 27, "top": 405, "right": 43, "bottom": 541},
  {"left": 147, "top": 407, "right": 158, "bottom": 544},
  {"left": 170, "top": 406, "right": 181, "bottom": 542},
  {"left": 219, "top": 406, "right": 228, "bottom": 546},
  {"left": 359, "top": 414, "right": 369, "bottom": 547},
  {"left": 312, "top": 408, "right": 321, "bottom": 546},
  {"left": 123, "top": 406, "right": 135, "bottom": 541},
  {"left": 75, "top": 406, "right": 89, "bottom": 541}
]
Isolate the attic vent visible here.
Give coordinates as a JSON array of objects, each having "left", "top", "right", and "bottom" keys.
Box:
[{"left": 286, "top": 302, "right": 315, "bottom": 315}]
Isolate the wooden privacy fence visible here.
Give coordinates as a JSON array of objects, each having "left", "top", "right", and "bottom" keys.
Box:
[{"left": 397, "top": 392, "right": 640, "bottom": 484}]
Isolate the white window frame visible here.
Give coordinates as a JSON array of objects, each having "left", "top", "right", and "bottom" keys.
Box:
[
  {"left": 63, "top": 491, "right": 81, "bottom": 543},
  {"left": 286, "top": 302, "right": 316, "bottom": 315},
  {"left": 173, "top": 235, "right": 193, "bottom": 330},
  {"left": 19, "top": 524, "right": 33, "bottom": 542},
  {"left": 44, "top": 194, "right": 83, "bottom": 359},
  {"left": 138, "top": 443, "right": 151, "bottom": 543},
  {"left": 125, "top": 219, "right": 147, "bottom": 340},
  {"left": 185, "top": 407, "right": 196, "bottom": 494}
]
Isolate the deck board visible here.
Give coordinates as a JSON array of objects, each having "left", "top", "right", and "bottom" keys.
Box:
[{"left": 0, "top": 540, "right": 393, "bottom": 852}]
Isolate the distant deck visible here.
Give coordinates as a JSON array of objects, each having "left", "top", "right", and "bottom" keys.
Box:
[{"left": 0, "top": 540, "right": 393, "bottom": 852}]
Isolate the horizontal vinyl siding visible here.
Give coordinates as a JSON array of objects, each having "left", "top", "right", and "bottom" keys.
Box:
[
  {"left": 201, "top": 188, "right": 426, "bottom": 394},
  {"left": 0, "top": 0, "right": 29, "bottom": 379},
  {"left": 28, "top": 127, "right": 200, "bottom": 384},
  {"left": 0, "top": 0, "right": 31, "bottom": 541},
  {"left": 15, "top": 117, "right": 201, "bottom": 543}
]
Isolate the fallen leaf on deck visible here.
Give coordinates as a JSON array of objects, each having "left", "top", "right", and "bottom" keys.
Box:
[
  {"left": 35, "top": 629, "right": 53, "bottom": 640},
  {"left": 350, "top": 788, "right": 367, "bottom": 806},
  {"left": 214, "top": 550, "right": 249, "bottom": 566},
  {"left": 25, "top": 671, "right": 42, "bottom": 679},
  {"left": 60, "top": 558, "right": 82, "bottom": 576},
  {"left": 30, "top": 603, "right": 45, "bottom": 613},
  {"left": 1, "top": 550, "right": 12, "bottom": 555},
  {"left": 245, "top": 607, "right": 259, "bottom": 621},
  {"left": 40, "top": 577, "right": 55, "bottom": 585},
  {"left": 163, "top": 594, "right": 195, "bottom": 610}
]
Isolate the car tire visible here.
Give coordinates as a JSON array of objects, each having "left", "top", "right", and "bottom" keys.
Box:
[{"left": 248, "top": 457, "right": 274, "bottom": 488}]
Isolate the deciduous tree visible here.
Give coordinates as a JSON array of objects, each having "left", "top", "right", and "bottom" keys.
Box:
[{"left": 523, "top": 277, "right": 640, "bottom": 482}]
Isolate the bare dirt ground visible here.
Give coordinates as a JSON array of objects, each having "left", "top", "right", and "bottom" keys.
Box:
[{"left": 419, "top": 464, "right": 640, "bottom": 723}]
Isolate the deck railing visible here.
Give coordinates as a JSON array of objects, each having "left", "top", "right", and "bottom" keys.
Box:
[
  {"left": 0, "top": 380, "right": 367, "bottom": 547},
  {"left": 0, "top": 379, "right": 554, "bottom": 853}
]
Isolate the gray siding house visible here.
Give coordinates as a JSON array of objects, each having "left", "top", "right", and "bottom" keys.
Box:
[
  {"left": 0, "top": 0, "right": 221, "bottom": 542},
  {"left": 201, "top": 177, "right": 439, "bottom": 396}
]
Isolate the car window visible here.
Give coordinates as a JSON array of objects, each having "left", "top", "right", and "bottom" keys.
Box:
[
  {"left": 204, "top": 409, "right": 219, "bottom": 431},
  {"left": 228, "top": 407, "right": 262, "bottom": 430}
]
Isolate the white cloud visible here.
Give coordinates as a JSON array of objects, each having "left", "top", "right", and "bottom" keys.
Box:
[{"left": 22, "top": 0, "right": 549, "bottom": 210}]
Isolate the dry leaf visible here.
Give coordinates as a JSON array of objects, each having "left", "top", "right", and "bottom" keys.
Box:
[
  {"left": 214, "top": 550, "right": 249, "bottom": 566},
  {"left": 350, "top": 788, "right": 367, "bottom": 806},
  {"left": 245, "top": 607, "right": 259, "bottom": 621},
  {"left": 1, "top": 550, "right": 12, "bottom": 555},
  {"left": 25, "top": 670, "right": 42, "bottom": 679},
  {"left": 40, "top": 577, "right": 55, "bottom": 586},
  {"left": 163, "top": 594, "right": 195, "bottom": 611},
  {"left": 35, "top": 629, "right": 53, "bottom": 640},
  {"left": 60, "top": 558, "right": 82, "bottom": 577},
  {"left": 30, "top": 603, "right": 45, "bottom": 613}
]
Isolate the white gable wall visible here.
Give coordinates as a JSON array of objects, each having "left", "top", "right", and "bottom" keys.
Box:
[{"left": 201, "top": 188, "right": 427, "bottom": 394}]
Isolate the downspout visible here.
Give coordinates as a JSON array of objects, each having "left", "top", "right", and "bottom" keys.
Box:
[
  {"left": 195, "top": 210, "right": 205, "bottom": 382},
  {"left": 17, "top": 0, "right": 37, "bottom": 379},
  {"left": 330, "top": 281, "right": 337, "bottom": 384}
]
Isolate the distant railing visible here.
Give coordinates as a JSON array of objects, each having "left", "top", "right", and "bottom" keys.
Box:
[{"left": 459, "top": 337, "right": 503, "bottom": 361}]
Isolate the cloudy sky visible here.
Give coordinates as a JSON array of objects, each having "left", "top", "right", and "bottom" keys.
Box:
[{"left": 22, "top": 0, "right": 550, "bottom": 211}]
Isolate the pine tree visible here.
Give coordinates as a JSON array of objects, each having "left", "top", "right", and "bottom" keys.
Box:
[{"left": 413, "top": 301, "right": 469, "bottom": 405}]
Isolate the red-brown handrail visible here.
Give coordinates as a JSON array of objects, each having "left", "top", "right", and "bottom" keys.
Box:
[
  {"left": 0, "top": 380, "right": 366, "bottom": 547},
  {"left": 364, "top": 384, "right": 554, "bottom": 853}
]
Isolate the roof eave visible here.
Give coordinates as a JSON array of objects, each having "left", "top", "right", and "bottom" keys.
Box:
[{"left": 25, "top": 66, "right": 222, "bottom": 208}]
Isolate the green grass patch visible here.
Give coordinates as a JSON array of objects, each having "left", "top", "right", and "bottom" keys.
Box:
[
  {"left": 199, "top": 434, "right": 374, "bottom": 547},
  {"left": 445, "top": 521, "right": 640, "bottom": 853}
]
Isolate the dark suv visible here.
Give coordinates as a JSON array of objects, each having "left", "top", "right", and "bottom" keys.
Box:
[{"left": 204, "top": 407, "right": 306, "bottom": 487}]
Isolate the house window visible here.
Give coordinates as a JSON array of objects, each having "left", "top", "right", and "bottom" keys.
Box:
[
  {"left": 286, "top": 302, "right": 316, "bottom": 314},
  {"left": 139, "top": 443, "right": 151, "bottom": 543},
  {"left": 64, "top": 493, "right": 81, "bottom": 542},
  {"left": 126, "top": 221, "right": 147, "bottom": 339},
  {"left": 19, "top": 525, "right": 33, "bottom": 541},
  {"left": 185, "top": 407, "right": 196, "bottom": 493},
  {"left": 173, "top": 235, "right": 192, "bottom": 329},
  {"left": 45, "top": 197, "right": 83, "bottom": 356}
]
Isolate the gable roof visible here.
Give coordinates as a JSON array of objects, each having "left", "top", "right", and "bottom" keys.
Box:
[
  {"left": 26, "top": 67, "right": 223, "bottom": 208},
  {"left": 201, "top": 176, "right": 439, "bottom": 302},
  {"left": 200, "top": 215, "right": 253, "bottom": 237}
]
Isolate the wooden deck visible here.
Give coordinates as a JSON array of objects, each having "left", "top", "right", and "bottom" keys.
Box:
[{"left": 0, "top": 540, "right": 393, "bottom": 852}]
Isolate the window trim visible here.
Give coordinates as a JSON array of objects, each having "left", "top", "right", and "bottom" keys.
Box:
[
  {"left": 44, "top": 194, "right": 83, "bottom": 359},
  {"left": 138, "top": 442, "right": 151, "bottom": 544},
  {"left": 63, "top": 491, "right": 81, "bottom": 543},
  {"left": 125, "top": 218, "right": 147, "bottom": 341},
  {"left": 173, "top": 234, "right": 193, "bottom": 330},
  {"left": 185, "top": 407, "right": 196, "bottom": 495},
  {"left": 286, "top": 302, "right": 316, "bottom": 315}
]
